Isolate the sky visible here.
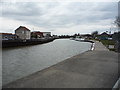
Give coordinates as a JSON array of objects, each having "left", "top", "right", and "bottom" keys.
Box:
[{"left": 0, "top": 0, "right": 119, "bottom": 35}]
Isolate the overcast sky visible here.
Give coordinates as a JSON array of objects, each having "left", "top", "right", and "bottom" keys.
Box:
[{"left": 0, "top": 0, "right": 119, "bottom": 35}]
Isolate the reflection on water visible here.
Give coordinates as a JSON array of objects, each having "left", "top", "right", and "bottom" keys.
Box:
[{"left": 2, "top": 39, "right": 92, "bottom": 85}]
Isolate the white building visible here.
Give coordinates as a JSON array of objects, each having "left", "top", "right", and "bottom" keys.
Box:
[
  {"left": 15, "top": 26, "right": 31, "bottom": 39},
  {"left": 42, "top": 32, "right": 51, "bottom": 37}
]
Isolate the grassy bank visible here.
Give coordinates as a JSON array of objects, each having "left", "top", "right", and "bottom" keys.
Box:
[
  {"left": 100, "top": 40, "right": 115, "bottom": 51},
  {"left": 100, "top": 40, "right": 115, "bottom": 45}
]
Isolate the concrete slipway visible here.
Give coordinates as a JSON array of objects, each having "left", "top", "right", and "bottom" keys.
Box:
[{"left": 3, "top": 41, "right": 119, "bottom": 88}]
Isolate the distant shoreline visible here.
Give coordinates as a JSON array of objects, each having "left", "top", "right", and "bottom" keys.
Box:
[{"left": 2, "top": 38, "right": 95, "bottom": 49}]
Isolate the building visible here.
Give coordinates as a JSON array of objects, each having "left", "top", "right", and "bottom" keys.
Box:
[
  {"left": 42, "top": 32, "right": 51, "bottom": 37},
  {"left": 0, "top": 33, "right": 18, "bottom": 40},
  {"left": 15, "top": 26, "right": 31, "bottom": 40},
  {"left": 31, "top": 31, "right": 43, "bottom": 39},
  {"left": 97, "top": 32, "right": 110, "bottom": 40}
]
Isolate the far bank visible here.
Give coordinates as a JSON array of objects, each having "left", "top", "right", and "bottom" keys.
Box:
[{"left": 2, "top": 38, "right": 55, "bottom": 48}]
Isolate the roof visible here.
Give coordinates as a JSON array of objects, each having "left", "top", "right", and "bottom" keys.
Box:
[
  {"left": 0, "top": 33, "right": 13, "bottom": 35},
  {"left": 101, "top": 32, "right": 109, "bottom": 36},
  {"left": 42, "top": 32, "right": 51, "bottom": 34},
  {"left": 15, "top": 26, "right": 30, "bottom": 31},
  {"left": 31, "top": 31, "right": 43, "bottom": 34},
  {"left": 42, "top": 32, "right": 51, "bottom": 33},
  {"left": 0, "top": 33, "right": 18, "bottom": 36}
]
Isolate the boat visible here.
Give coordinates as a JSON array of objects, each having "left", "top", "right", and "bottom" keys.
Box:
[
  {"left": 75, "top": 38, "right": 85, "bottom": 41},
  {"left": 70, "top": 38, "right": 75, "bottom": 40}
]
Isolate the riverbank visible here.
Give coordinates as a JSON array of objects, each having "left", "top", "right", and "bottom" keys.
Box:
[
  {"left": 73, "top": 39, "right": 95, "bottom": 50},
  {"left": 3, "top": 41, "right": 119, "bottom": 88},
  {"left": 2, "top": 38, "right": 55, "bottom": 48}
]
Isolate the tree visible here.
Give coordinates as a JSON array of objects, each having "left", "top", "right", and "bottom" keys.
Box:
[
  {"left": 91, "top": 31, "right": 98, "bottom": 39},
  {"left": 115, "top": 16, "right": 120, "bottom": 27},
  {"left": 91, "top": 31, "right": 98, "bottom": 36}
]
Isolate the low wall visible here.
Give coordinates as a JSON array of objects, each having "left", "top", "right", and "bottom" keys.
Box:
[{"left": 2, "top": 38, "right": 55, "bottom": 48}]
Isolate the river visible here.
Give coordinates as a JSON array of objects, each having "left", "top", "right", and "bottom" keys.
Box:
[{"left": 2, "top": 39, "right": 92, "bottom": 85}]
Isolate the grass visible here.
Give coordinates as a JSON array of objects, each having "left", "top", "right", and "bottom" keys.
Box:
[
  {"left": 100, "top": 40, "right": 115, "bottom": 45},
  {"left": 90, "top": 39, "right": 116, "bottom": 51},
  {"left": 100, "top": 40, "right": 115, "bottom": 51}
]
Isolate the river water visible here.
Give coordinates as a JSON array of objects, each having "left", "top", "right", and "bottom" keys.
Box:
[{"left": 2, "top": 39, "right": 92, "bottom": 85}]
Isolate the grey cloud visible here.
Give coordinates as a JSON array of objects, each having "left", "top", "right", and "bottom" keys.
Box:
[
  {"left": 95, "top": 2, "right": 118, "bottom": 12},
  {"left": 2, "top": 2, "right": 44, "bottom": 16},
  {"left": 1, "top": 1, "right": 118, "bottom": 29}
]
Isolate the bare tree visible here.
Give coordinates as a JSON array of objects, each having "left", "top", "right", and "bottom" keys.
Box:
[{"left": 115, "top": 16, "right": 120, "bottom": 27}]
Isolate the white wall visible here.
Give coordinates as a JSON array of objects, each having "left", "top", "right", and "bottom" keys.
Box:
[
  {"left": 15, "top": 29, "right": 31, "bottom": 39},
  {"left": 42, "top": 32, "right": 51, "bottom": 37}
]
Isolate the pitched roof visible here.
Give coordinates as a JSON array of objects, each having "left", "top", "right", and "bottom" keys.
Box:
[
  {"left": 15, "top": 26, "right": 30, "bottom": 31},
  {"left": 101, "top": 32, "right": 109, "bottom": 35},
  {"left": 31, "top": 31, "right": 43, "bottom": 34}
]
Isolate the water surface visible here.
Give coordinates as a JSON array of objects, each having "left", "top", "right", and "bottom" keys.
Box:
[{"left": 3, "top": 39, "right": 92, "bottom": 85}]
